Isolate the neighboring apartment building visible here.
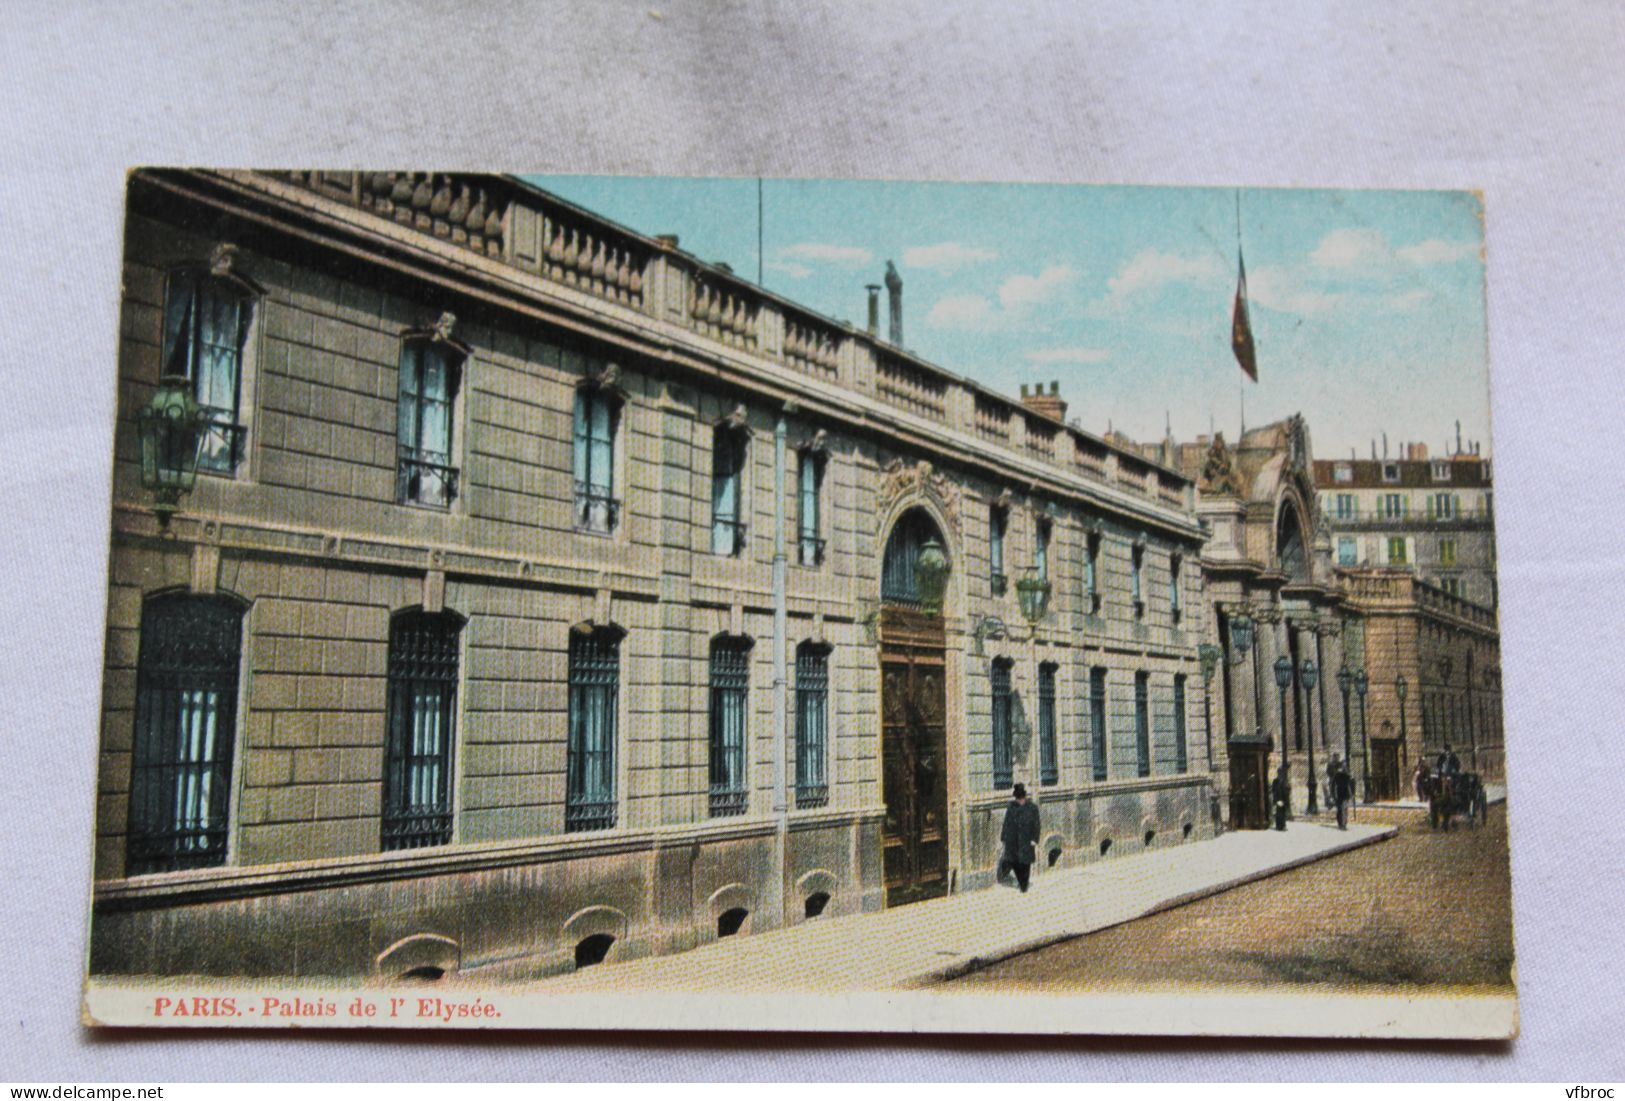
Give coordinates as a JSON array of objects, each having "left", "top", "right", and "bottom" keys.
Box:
[
  {"left": 92, "top": 169, "right": 1211, "bottom": 981},
  {"left": 1313, "top": 445, "right": 1497, "bottom": 609}
]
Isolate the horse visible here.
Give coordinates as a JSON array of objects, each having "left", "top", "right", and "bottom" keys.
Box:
[{"left": 1426, "top": 772, "right": 1458, "bottom": 831}]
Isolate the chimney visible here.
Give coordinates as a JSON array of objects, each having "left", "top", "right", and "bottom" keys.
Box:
[
  {"left": 1382, "top": 432, "right": 1388, "bottom": 459},
  {"left": 865, "top": 284, "right": 881, "bottom": 336},
  {"left": 884, "top": 260, "right": 903, "bottom": 345},
  {"left": 1371, "top": 439, "right": 1377, "bottom": 460},
  {"left": 1021, "top": 379, "right": 1068, "bottom": 422},
  {"left": 1407, "top": 441, "right": 1429, "bottom": 461},
  {"left": 1455, "top": 419, "right": 1463, "bottom": 456}
]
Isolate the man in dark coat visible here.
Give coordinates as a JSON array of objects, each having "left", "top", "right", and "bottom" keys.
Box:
[
  {"left": 1271, "top": 766, "right": 1290, "bottom": 831},
  {"left": 1329, "top": 754, "right": 1355, "bottom": 830},
  {"left": 998, "top": 783, "right": 1041, "bottom": 893},
  {"left": 1436, "top": 743, "right": 1461, "bottom": 779}
]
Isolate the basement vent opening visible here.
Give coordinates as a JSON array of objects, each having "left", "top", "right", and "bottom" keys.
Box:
[
  {"left": 803, "top": 891, "right": 830, "bottom": 919},
  {"left": 1098, "top": 838, "right": 1112, "bottom": 857},
  {"left": 1183, "top": 822, "right": 1194, "bottom": 839},
  {"left": 1047, "top": 848, "right": 1062, "bottom": 868},
  {"left": 1144, "top": 829, "right": 1156, "bottom": 847},
  {"left": 574, "top": 934, "right": 616, "bottom": 969},
  {"left": 400, "top": 965, "right": 445, "bottom": 982},
  {"left": 717, "top": 907, "right": 749, "bottom": 937}
]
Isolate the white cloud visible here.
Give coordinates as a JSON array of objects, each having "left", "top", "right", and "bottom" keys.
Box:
[
  {"left": 902, "top": 241, "right": 996, "bottom": 271},
  {"left": 1108, "top": 250, "right": 1219, "bottom": 296},
  {"left": 766, "top": 260, "right": 811, "bottom": 279},
  {"left": 780, "top": 242, "right": 873, "bottom": 265},
  {"left": 1245, "top": 265, "right": 1347, "bottom": 317},
  {"left": 998, "top": 264, "right": 1075, "bottom": 310},
  {"left": 1396, "top": 238, "right": 1479, "bottom": 266},
  {"left": 1025, "top": 345, "right": 1110, "bottom": 365},
  {"left": 1309, "top": 228, "right": 1391, "bottom": 268},
  {"left": 926, "top": 294, "right": 996, "bottom": 330}
]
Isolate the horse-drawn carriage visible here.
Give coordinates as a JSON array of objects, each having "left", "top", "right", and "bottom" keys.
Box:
[{"left": 1421, "top": 769, "right": 1489, "bottom": 830}]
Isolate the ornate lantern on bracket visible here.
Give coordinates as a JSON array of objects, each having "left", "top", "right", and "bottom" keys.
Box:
[
  {"left": 914, "top": 537, "right": 950, "bottom": 615},
  {"left": 136, "top": 374, "right": 209, "bottom": 529},
  {"left": 1229, "top": 607, "right": 1255, "bottom": 655},
  {"left": 1015, "top": 565, "right": 1051, "bottom": 625},
  {"left": 1198, "top": 642, "right": 1221, "bottom": 684}
]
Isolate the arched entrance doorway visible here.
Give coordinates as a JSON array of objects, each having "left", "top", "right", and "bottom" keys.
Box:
[{"left": 878, "top": 508, "right": 951, "bottom": 907}]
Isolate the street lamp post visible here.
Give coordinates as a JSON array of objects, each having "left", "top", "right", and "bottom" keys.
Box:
[
  {"left": 1337, "top": 664, "right": 1354, "bottom": 774},
  {"left": 1396, "top": 673, "right": 1410, "bottom": 774},
  {"left": 1300, "top": 656, "right": 1319, "bottom": 813},
  {"left": 1272, "top": 654, "right": 1293, "bottom": 816},
  {"left": 1355, "top": 670, "right": 1370, "bottom": 802}
]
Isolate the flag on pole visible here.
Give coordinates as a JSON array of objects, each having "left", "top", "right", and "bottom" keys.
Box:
[{"left": 1231, "top": 251, "right": 1258, "bottom": 382}]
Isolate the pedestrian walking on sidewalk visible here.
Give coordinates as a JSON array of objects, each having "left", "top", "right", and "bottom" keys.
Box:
[
  {"left": 1329, "top": 754, "right": 1355, "bottom": 830},
  {"left": 998, "top": 783, "right": 1041, "bottom": 892},
  {"left": 1271, "top": 766, "right": 1289, "bottom": 831}
]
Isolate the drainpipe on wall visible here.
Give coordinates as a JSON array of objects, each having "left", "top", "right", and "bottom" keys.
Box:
[{"left": 771, "top": 402, "right": 794, "bottom": 930}]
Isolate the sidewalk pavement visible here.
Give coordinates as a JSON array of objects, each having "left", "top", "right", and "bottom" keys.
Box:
[{"left": 514, "top": 820, "right": 1396, "bottom": 994}]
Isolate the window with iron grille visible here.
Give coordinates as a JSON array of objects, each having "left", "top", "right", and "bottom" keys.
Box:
[
  {"left": 797, "top": 450, "right": 826, "bottom": 566},
  {"left": 1084, "top": 532, "right": 1101, "bottom": 614},
  {"left": 566, "top": 629, "right": 620, "bottom": 832},
  {"left": 711, "top": 425, "right": 748, "bottom": 555},
  {"left": 708, "top": 637, "right": 750, "bottom": 816},
  {"left": 991, "top": 658, "right": 1014, "bottom": 789},
  {"left": 1038, "top": 662, "right": 1059, "bottom": 787},
  {"left": 881, "top": 509, "right": 939, "bottom": 607},
  {"left": 161, "top": 268, "right": 253, "bottom": 474},
  {"left": 383, "top": 610, "right": 461, "bottom": 850},
  {"left": 126, "top": 593, "right": 245, "bottom": 876},
  {"left": 1134, "top": 671, "right": 1151, "bottom": 778},
  {"left": 794, "top": 642, "right": 830, "bottom": 807},
  {"left": 572, "top": 388, "right": 620, "bottom": 533},
  {"left": 1170, "top": 553, "right": 1182, "bottom": 621},
  {"left": 1035, "top": 517, "right": 1050, "bottom": 583},
  {"left": 989, "top": 504, "right": 1007, "bottom": 595},
  {"left": 1174, "top": 674, "right": 1189, "bottom": 774},
  {"left": 397, "top": 339, "right": 462, "bottom": 508},
  {"left": 1090, "top": 667, "right": 1108, "bottom": 781},
  {"left": 1132, "top": 544, "right": 1145, "bottom": 617}
]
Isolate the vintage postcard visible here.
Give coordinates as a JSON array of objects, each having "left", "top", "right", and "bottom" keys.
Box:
[{"left": 83, "top": 170, "right": 1512, "bottom": 1037}]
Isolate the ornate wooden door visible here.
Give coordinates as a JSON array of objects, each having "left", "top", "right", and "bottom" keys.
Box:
[
  {"left": 1371, "top": 738, "right": 1401, "bottom": 802},
  {"left": 1226, "top": 742, "right": 1270, "bottom": 830},
  {"left": 880, "top": 608, "right": 949, "bottom": 907}
]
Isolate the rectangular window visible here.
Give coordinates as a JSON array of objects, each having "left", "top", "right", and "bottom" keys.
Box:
[
  {"left": 1090, "top": 667, "right": 1108, "bottom": 781},
  {"left": 991, "top": 659, "right": 1014, "bottom": 789},
  {"left": 566, "top": 630, "right": 619, "bottom": 832},
  {"left": 797, "top": 451, "right": 826, "bottom": 566},
  {"left": 1440, "top": 538, "right": 1458, "bottom": 566},
  {"left": 1432, "top": 461, "right": 1451, "bottom": 481},
  {"left": 1442, "top": 577, "right": 1462, "bottom": 597},
  {"left": 1388, "top": 536, "right": 1408, "bottom": 565},
  {"left": 1038, "top": 663, "right": 1058, "bottom": 786},
  {"left": 1382, "top": 492, "right": 1404, "bottom": 520},
  {"left": 989, "top": 505, "right": 1008, "bottom": 596},
  {"left": 1433, "top": 492, "right": 1457, "bottom": 520},
  {"left": 383, "top": 611, "right": 461, "bottom": 850},
  {"left": 1085, "top": 532, "right": 1101, "bottom": 613},
  {"left": 397, "top": 339, "right": 461, "bottom": 508},
  {"left": 711, "top": 426, "right": 748, "bottom": 556},
  {"left": 1173, "top": 674, "right": 1188, "bottom": 774},
  {"left": 1335, "top": 493, "right": 1356, "bottom": 520},
  {"left": 1132, "top": 545, "right": 1145, "bottom": 616},
  {"left": 1134, "top": 671, "right": 1151, "bottom": 778},
  {"left": 794, "top": 644, "right": 829, "bottom": 808},
  {"left": 1170, "top": 554, "right": 1182, "bottom": 621},
  {"left": 708, "top": 639, "right": 750, "bottom": 816},
  {"left": 1382, "top": 463, "right": 1401, "bottom": 483},
  {"left": 572, "top": 389, "right": 619, "bottom": 533},
  {"left": 162, "top": 269, "right": 250, "bottom": 474},
  {"left": 1333, "top": 463, "right": 1353, "bottom": 483},
  {"left": 1338, "top": 536, "right": 1358, "bottom": 566},
  {"left": 1035, "top": 518, "right": 1051, "bottom": 583},
  {"left": 127, "top": 595, "right": 244, "bottom": 875}
]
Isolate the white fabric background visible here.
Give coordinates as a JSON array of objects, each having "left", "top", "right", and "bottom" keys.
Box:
[{"left": 2, "top": 0, "right": 1621, "bottom": 1080}]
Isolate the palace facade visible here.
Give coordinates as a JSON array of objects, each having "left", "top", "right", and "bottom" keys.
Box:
[{"left": 92, "top": 170, "right": 1212, "bottom": 980}]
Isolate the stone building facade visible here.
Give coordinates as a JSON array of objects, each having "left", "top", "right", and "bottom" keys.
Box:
[
  {"left": 1338, "top": 569, "right": 1505, "bottom": 796},
  {"left": 1313, "top": 447, "right": 1497, "bottom": 610},
  {"left": 92, "top": 169, "right": 1211, "bottom": 980}
]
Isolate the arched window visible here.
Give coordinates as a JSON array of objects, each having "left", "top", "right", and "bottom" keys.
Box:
[
  {"left": 881, "top": 509, "right": 943, "bottom": 607},
  {"left": 708, "top": 636, "right": 751, "bottom": 816},
  {"left": 1278, "top": 504, "right": 1308, "bottom": 581},
  {"left": 794, "top": 642, "right": 830, "bottom": 808},
  {"left": 566, "top": 628, "right": 621, "bottom": 832},
  {"left": 127, "top": 593, "right": 245, "bottom": 875},
  {"left": 572, "top": 385, "right": 620, "bottom": 533},
  {"left": 383, "top": 610, "right": 462, "bottom": 850},
  {"left": 396, "top": 335, "right": 464, "bottom": 508},
  {"left": 161, "top": 266, "right": 255, "bottom": 474}
]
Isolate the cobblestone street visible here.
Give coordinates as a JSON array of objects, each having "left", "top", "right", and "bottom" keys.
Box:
[{"left": 950, "top": 804, "right": 1514, "bottom": 993}]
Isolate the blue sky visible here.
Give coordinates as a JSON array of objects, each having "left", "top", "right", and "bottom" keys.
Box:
[{"left": 524, "top": 175, "right": 1491, "bottom": 462}]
